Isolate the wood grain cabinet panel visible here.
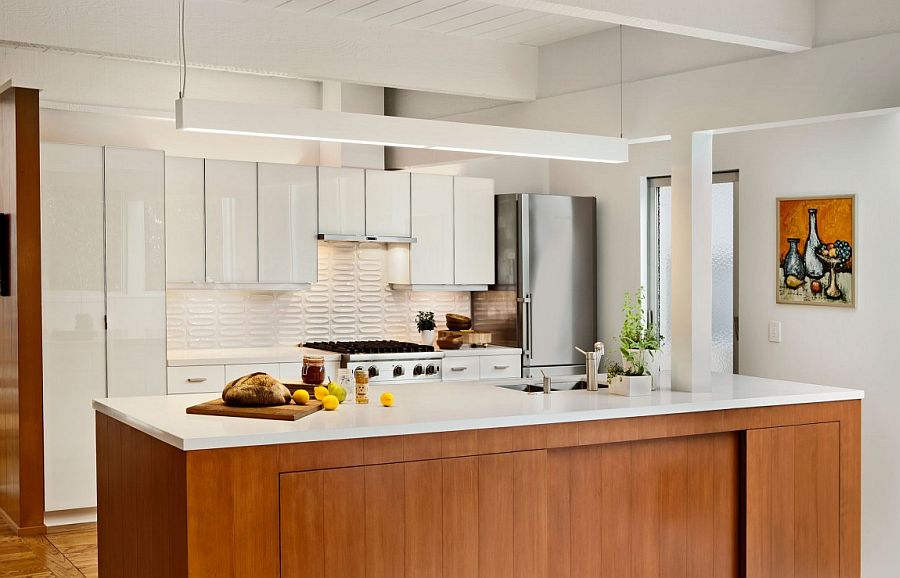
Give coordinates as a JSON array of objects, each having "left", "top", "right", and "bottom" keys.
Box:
[{"left": 746, "top": 423, "right": 841, "bottom": 578}]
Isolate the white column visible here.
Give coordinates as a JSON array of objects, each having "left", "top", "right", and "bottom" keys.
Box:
[
  {"left": 319, "top": 81, "right": 385, "bottom": 169},
  {"left": 670, "top": 131, "right": 713, "bottom": 392}
]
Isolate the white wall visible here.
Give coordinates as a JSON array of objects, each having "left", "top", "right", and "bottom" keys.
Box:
[{"left": 714, "top": 114, "right": 900, "bottom": 576}]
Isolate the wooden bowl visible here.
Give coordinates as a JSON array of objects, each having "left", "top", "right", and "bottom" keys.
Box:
[
  {"left": 436, "top": 330, "right": 464, "bottom": 350},
  {"left": 445, "top": 313, "right": 472, "bottom": 331}
]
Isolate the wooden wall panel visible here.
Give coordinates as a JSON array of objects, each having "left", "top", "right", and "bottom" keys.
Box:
[
  {"left": 0, "top": 84, "right": 44, "bottom": 535},
  {"left": 323, "top": 467, "right": 366, "bottom": 578},
  {"left": 746, "top": 422, "right": 841, "bottom": 578},
  {"left": 442, "top": 457, "right": 478, "bottom": 578},
  {"left": 365, "top": 463, "right": 406, "bottom": 578},
  {"left": 478, "top": 453, "right": 515, "bottom": 578}
]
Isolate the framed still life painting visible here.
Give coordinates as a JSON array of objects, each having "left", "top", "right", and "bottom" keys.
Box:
[{"left": 777, "top": 195, "right": 855, "bottom": 307}]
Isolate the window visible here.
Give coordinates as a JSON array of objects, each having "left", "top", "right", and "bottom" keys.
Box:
[{"left": 647, "top": 172, "right": 739, "bottom": 374}]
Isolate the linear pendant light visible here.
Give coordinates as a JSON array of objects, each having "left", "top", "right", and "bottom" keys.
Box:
[{"left": 175, "top": 99, "right": 628, "bottom": 164}]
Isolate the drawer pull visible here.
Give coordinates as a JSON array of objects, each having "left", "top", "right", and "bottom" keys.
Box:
[
  {"left": 450, "top": 367, "right": 467, "bottom": 372},
  {"left": 186, "top": 377, "right": 208, "bottom": 383},
  {"left": 493, "top": 364, "right": 510, "bottom": 370}
]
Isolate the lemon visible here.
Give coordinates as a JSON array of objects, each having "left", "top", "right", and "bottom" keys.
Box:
[
  {"left": 322, "top": 394, "right": 339, "bottom": 411},
  {"left": 292, "top": 389, "right": 310, "bottom": 405},
  {"left": 314, "top": 386, "right": 329, "bottom": 401},
  {"left": 380, "top": 392, "right": 394, "bottom": 407}
]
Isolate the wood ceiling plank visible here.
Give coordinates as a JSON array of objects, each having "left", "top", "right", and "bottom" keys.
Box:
[
  {"left": 430, "top": 5, "right": 520, "bottom": 33},
  {"left": 397, "top": 0, "right": 489, "bottom": 29}
]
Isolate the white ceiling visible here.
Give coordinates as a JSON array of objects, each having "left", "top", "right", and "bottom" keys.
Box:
[{"left": 238, "top": 0, "right": 618, "bottom": 46}]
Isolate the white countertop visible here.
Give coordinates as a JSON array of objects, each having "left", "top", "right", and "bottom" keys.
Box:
[
  {"left": 93, "top": 373, "right": 862, "bottom": 452},
  {"left": 167, "top": 347, "right": 340, "bottom": 366}
]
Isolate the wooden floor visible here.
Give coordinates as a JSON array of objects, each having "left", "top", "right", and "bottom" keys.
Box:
[{"left": 0, "top": 521, "right": 97, "bottom": 577}]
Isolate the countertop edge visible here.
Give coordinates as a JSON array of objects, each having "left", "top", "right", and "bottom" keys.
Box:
[{"left": 93, "top": 389, "right": 863, "bottom": 453}]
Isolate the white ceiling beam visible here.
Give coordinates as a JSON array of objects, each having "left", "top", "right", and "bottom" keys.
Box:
[
  {"left": 480, "top": 0, "right": 814, "bottom": 52},
  {"left": 0, "top": 0, "right": 537, "bottom": 101}
]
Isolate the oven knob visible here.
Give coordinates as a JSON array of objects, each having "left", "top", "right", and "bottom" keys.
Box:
[
  {"left": 425, "top": 364, "right": 436, "bottom": 375},
  {"left": 368, "top": 366, "right": 379, "bottom": 378},
  {"left": 413, "top": 364, "right": 424, "bottom": 376},
  {"left": 393, "top": 365, "right": 404, "bottom": 378}
]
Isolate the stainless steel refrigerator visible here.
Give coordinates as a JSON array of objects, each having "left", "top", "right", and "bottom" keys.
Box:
[{"left": 472, "top": 193, "right": 597, "bottom": 377}]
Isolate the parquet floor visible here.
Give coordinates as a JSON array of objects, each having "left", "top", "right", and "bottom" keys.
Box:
[{"left": 0, "top": 521, "right": 97, "bottom": 577}]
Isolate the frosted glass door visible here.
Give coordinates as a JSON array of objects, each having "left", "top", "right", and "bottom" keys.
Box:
[
  {"left": 41, "top": 143, "right": 107, "bottom": 510},
  {"left": 711, "top": 182, "right": 735, "bottom": 374},
  {"left": 104, "top": 147, "right": 168, "bottom": 397}
]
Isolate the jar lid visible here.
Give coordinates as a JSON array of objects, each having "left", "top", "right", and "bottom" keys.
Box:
[{"left": 303, "top": 355, "right": 325, "bottom": 362}]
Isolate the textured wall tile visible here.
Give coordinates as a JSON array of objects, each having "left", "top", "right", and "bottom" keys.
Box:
[{"left": 166, "top": 241, "right": 472, "bottom": 349}]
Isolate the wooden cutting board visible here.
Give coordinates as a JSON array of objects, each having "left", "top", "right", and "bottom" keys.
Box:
[{"left": 186, "top": 398, "right": 323, "bottom": 421}]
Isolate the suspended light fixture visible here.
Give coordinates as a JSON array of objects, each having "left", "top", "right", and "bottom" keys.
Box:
[{"left": 175, "top": 99, "right": 628, "bottom": 163}]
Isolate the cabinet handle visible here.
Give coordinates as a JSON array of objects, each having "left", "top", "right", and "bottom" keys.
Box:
[
  {"left": 494, "top": 365, "right": 510, "bottom": 370},
  {"left": 186, "top": 377, "right": 208, "bottom": 383},
  {"left": 450, "top": 367, "right": 467, "bottom": 372}
]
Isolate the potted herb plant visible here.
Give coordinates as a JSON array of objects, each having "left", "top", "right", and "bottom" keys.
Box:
[
  {"left": 416, "top": 311, "right": 436, "bottom": 346},
  {"left": 606, "top": 361, "right": 652, "bottom": 397},
  {"left": 617, "top": 288, "right": 663, "bottom": 390}
]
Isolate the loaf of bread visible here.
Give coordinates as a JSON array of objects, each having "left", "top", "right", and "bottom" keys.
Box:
[{"left": 222, "top": 372, "right": 292, "bottom": 407}]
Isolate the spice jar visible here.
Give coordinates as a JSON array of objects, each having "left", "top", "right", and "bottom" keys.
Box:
[
  {"left": 354, "top": 369, "right": 369, "bottom": 404},
  {"left": 301, "top": 355, "right": 326, "bottom": 385}
]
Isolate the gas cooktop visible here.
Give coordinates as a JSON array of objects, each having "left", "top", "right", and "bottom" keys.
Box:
[{"left": 303, "top": 340, "right": 435, "bottom": 355}]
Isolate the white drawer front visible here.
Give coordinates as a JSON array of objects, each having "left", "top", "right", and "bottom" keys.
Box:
[
  {"left": 479, "top": 355, "right": 522, "bottom": 379},
  {"left": 225, "top": 363, "right": 281, "bottom": 382},
  {"left": 167, "top": 365, "right": 225, "bottom": 394},
  {"left": 442, "top": 356, "right": 479, "bottom": 381}
]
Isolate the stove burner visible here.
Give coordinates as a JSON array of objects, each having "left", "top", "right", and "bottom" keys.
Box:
[{"left": 303, "top": 340, "right": 435, "bottom": 355}]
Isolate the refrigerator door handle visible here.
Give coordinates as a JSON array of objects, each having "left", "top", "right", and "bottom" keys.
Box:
[{"left": 517, "top": 295, "right": 532, "bottom": 358}]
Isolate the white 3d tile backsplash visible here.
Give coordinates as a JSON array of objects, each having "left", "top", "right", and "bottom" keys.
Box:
[{"left": 166, "top": 242, "right": 472, "bottom": 349}]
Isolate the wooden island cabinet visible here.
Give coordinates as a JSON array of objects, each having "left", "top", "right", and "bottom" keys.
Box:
[{"left": 95, "top": 389, "right": 860, "bottom": 578}]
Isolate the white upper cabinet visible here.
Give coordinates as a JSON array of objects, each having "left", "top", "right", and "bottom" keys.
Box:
[
  {"left": 165, "top": 156, "right": 205, "bottom": 283},
  {"left": 258, "top": 163, "right": 318, "bottom": 284},
  {"left": 318, "top": 166, "right": 365, "bottom": 236},
  {"left": 453, "top": 176, "right": 495, "bottom": 285},
  {"left": 365, "top": 170, "right": 411, "bottom": 237},
  {"left": 204, "top": 159, "right": 258, "bottom": 283},
  {"left": 410, "top": 173, "right": 454, "bottom": 284},
  {"left": 103, "top": 146, "right": 168, "bottom": 398}
]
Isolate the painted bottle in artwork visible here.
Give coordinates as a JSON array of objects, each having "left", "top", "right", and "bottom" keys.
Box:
[
  {"left": 804, "top": 208, "right": 825, "bottom": 279},
  {"left": 783, "top": 238, "right": 806, "bottom": 283}
]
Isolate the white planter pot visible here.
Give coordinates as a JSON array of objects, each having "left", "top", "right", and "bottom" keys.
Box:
[
  {"left": 625, "top": 349, "right": 661, "bottom": 390},
  {"left": 420, "top": 329, "right": 435, "bottom": 346},
  {"left": 608, "top": 374, "right": 652, "bottom": 397}
]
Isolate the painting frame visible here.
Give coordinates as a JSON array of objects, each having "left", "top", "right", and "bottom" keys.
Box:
[{"left": 775, "top": 194, "right": 856, "bottom": 308}]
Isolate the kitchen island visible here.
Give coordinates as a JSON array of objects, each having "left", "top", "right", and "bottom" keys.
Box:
[{"left": 93, "top": 374, "right": 862, "bottom": 578}]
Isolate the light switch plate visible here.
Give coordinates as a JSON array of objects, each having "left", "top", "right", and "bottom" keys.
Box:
[{"left": 768, "top": 320, "right": 782, "bottom": 343}]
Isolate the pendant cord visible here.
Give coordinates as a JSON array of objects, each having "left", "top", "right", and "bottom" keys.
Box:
[
  {"left": 619, "top": 25, "right": 624, "bottom": 139},
  {"left": 178, "top": 0, "right": 187, "bottom": 99}
]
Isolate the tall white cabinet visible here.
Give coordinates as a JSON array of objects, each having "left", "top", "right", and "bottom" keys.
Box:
[
  {"left": 204, "top": 160, "right": 258, "bottom": 283},
  {"left": 365, "top": 170, "right": 411, "bottom": 237},
  {"left": 410, "top": 173, "right": 454, "bottom": 285},
  {"left": 318, "top": 166, "right": 365, "bottom": 236},
  {"left": 41, "top": 143, "right": 167, "bottom": 512}
]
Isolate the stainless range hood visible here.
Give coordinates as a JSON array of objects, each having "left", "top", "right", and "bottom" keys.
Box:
[{"left": 317, "top": 234, "right": 417, "bottom": 244}]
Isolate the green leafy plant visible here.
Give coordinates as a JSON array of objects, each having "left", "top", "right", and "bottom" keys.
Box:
[
  {"left": 616, "top": 288, "right": 663, "bottom": 376},
  {"left": 606, "top": 362, "right": 625, "bottom": 379},
  {"left": 415, "top": 311, "right": 436, "bottom": 332}
]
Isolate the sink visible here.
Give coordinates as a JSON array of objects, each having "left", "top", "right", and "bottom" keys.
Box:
[{"left": 496, "top": 380, "right": 593, "bottom": 393}]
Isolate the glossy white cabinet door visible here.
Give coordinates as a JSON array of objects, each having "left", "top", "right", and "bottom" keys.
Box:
[
  {"left": 318, "top": 166, "right": 365, "bottom": 236},
  {"left": 453, "top": 177, "right": 495, "bottom": 285},
  {"left": 40, "top": 143, "right": 107, "bottom": 511},
  {"left": 104, "top": 147, "right": 168, "bottom": 398},
  {"left": 205, "top": 159, "right": 258, "bottom": 282},
  {"left": 410, "top": 173, "right": 454, "bottom": 284},
  {"left": 165, "top": 156, "right": 205, "bottom": 283},
  {"left": 258, "top": 163, "right": 318, "bottom": 283},
  {"left": 365, "top": 170, "right": 411, "bottom": 237}
]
